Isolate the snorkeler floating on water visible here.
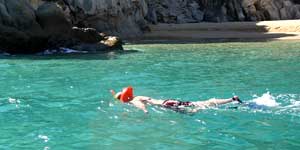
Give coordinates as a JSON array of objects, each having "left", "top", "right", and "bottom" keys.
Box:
[{"left": 110, "top": 86, "right": 242, "bottom": 113}]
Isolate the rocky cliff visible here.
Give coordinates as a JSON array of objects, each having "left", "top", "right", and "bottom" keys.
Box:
[
  {"left": 62, "top": 0, "right": 148, "bottom": 37},
  {"left": 1, "top": 0, "right": 300, "bottom": 53},
  {"left": 145, "top": 0, "right": 300, "bottom": 24}
]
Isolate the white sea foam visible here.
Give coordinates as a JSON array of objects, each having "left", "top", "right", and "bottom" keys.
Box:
[
  {"left": 169, "top": 120, "right": 177, "bottom": 125},
  {"left": 60, "top": 47, "right": 88, "bottom": 54},
  {"left": 38, "top": 48, "right": 88, "bottom": 55},
  {"left": 8, "top": 97, "right": 21, "bottom": 108},
  {"left": 252, "top": 92, "right": 279, "bottom": 107},
  {"left": 109, "top": 102, "right": 114, "bottom": 107},
  {"left": 283, "top": 100, "right": 300, "bottom": 109},
  {"left": 123, "top": 108, "right": 132, "bottom": 112},
  {"left": 8, "top": 97, "right": 18, "bottom": 104},
  {"left": 38, "top": 135, "right": 49, "bottom": 143},
  {"left": 44, "top": 146, "right": 50, "bottom": 150},
  {"left": 195, "top": 119, "right": 206, "bottom": 125},
  {"left": 293, "top": 101, "right": 300, "bottom": 106}
]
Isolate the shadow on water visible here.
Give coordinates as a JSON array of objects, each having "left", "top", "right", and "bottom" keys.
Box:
[
  {"left": 127, "top": 22, "right": 299, "bottom": 44},
  {"left": 0, "top": 50, "right": 139, "bottom": 60}
]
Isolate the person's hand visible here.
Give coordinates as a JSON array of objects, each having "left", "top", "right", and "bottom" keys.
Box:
[
  {"left": 232, "top": 96, "right": 243, "bottom": 103},
  {"left": 232, "top": 96, "right": 239, "bottom": 100},
  {"left": 110, "top": 90, "right": 115, "bottom": 95}
]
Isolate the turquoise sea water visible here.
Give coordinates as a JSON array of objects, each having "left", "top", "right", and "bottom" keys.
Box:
[{"left": 0, "top": 41, "right": 300, "bottom": 149}]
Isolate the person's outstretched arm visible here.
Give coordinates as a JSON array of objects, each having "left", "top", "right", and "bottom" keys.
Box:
[
  {"left": 201, "top": 96, "right": 240, "bottom": 106},
  {"left": 191, "top": 96, "right": 241, "bottom": 112}
]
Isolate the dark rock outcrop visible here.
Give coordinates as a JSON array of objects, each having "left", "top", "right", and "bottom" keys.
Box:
[
  {"left": 36, "top": 2, "right": 72, "bottom": 35},
  {"left": 58, "top": 0, "right": 148, "bottom": 38},
  {"left": 0, "top": 0, "right": 47, "bottom": 54},
  {"left": 0, "top": 0, "right": 123, "bottom": 54},
  {"left": 0, "top": 25, "right": 48, "bottom": 54},
  {"left": 70, "top": 28, "right": 123, "bottom": 51},
  {"left": 71, "top": 27, "right": 103, "bottom": 43}
]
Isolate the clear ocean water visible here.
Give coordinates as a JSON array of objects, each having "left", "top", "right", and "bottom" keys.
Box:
[{"left": 0, "top": 41, "right": 300, "bottom": 150}]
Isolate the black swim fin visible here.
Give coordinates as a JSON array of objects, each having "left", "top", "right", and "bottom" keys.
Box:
[{"left": 236, "top": 98, "right": 243, "bottom": 104}]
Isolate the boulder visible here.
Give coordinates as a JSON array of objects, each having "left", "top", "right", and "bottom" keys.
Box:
[
  {"left": 264, "top": 1, "right": 281, "bottom": 20},
  {"left": 71, "top": 35, "right": 123, "bottom": 51},
  {"left": 189, "top": 2, "right": 204, "bottom": 22},
  {"left": 0, "top": 25, "right": 48, "bottom": 54},
  {"left": 36, "top": 2, "right": 72, "bottom": 35},
  {"left": 71, "top": 27, "right": 104, "bottom": 43},
  {"left": 0, "top": 0, "right": 46, "bottom": 53},
  {"left": 280, "top": 7, "right": 289, "bottom": 19},
  {"left": 35, "top": 2, "right": 120, "bottom": 51},
  {"left": 71, "top": 43, "right": 107, "bottom": 52},
  {"left": 0, "top": 0, "right": 124, "bottom": 54},
  {"left": 241, "top": 0, "right": 257, "bottom": 21},
  {"left": 0, "top": 3, "right": 14, "bottom": 26},
  {"left": 28, "top": 0, "right": 45, "bottom": 9},
  {"left": 4, "top": 0, "right": 43, "bottom": 32},
  {"left": 203, "top": 9, "right": 221, "bottom": 22},
  {"left": 294, "top": 5, "right": 300, "bottom": 19},
  {"left": 234, "top": 1, "right": 246, "bottom": 21},
  {"left": 61, "top": 0, "right": 148, "bottom": 38},
  {"left": 46, "top": 35, "right": 79, "bottom": 50},
  {"left": 145, "top": 4, "right": 158, "bottom": 24},
  {"left": 101, "top": 36, "right": 123, "bottom": 50}
]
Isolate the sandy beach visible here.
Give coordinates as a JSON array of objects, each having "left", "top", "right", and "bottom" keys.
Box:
[{"left": 140, "top": 20, "right": 300, "bottom": 42}]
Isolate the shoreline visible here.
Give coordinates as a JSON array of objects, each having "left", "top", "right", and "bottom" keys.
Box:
[
  {"left": 125, "top": 38, "right": 300, "bottom": 45},
  {"left": 128, "top": 20, "right": 300, "bottom": 44}
]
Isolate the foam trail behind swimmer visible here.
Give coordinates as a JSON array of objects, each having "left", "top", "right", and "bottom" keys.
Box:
[
  {"left": 283, "top": 100, "right": 300, "bottom": 109},
  {"left": 252, "top": 92, "right": 279, "bottom": 107}
]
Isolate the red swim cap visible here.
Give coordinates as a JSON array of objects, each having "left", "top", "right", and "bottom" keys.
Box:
[{"left": 118, "top": 86, "right": 134, "bottom": 103}]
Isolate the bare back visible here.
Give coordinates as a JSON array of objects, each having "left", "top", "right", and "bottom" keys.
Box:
[{"left": 129, "top": 96, "right": 165, "bottom": 113}]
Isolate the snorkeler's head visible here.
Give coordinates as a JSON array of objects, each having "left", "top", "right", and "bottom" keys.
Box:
[
  {"left": 114, "top": 92, "right": 122, "bottom": 100},
  {"left": 110, "top": 90, "right": 121, "bottom": 100}
]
